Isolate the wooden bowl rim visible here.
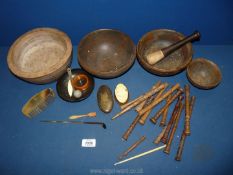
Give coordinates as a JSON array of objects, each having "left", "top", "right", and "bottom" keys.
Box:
[
  {"left": 7, "top": 27, "right": 72, "bottom": 79},
  {"left": 137, "top": 29, "right": 193, "bottom": 76},
  {"left": 77, "top": 29, "right": 136, "bottom": 78},
  {"left": 186, "top": 58, "right": 222, "bottom": 89}
]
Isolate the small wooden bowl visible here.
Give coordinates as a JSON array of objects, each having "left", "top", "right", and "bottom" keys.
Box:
[
  {"left": 78, "top": 29, "right": 136, "bottom": 78},
  {"left": 187, "top": 58, "right": 222, "bottom": 89},
  {"left": 7, "top": 28, "right": 72, "bottom": 84},
  {"left": 137, "top": 29, "right": 193, "bottom": 76}
]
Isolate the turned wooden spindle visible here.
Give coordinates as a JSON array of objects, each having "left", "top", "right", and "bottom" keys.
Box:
[
  {"left": 119, "top": 136, "right": 146, "bottom": 160},
  {"left": 112, "top": 83, "right": 167, "bottom": 120},
  {"left": 154, "top": 126, "right": 167, "bottom": 144},
  {"left": 160, "top": 96, "right": 184, "bottom": 144},
  {"left": 184, "top": 84, "right": 191, "bottom": 136},
  {"left": 160, "top": 95, "right": 171, "bottom": 127},
  {"left": 122, "top": 114, "right": 141, "bottom": 141},
  {"left": 150, "top": 89, "right": 183, "bottom": 124},
  {"left": 139, "top": 86, "right": 167, "bottom": 125},
  {"left": 175, "top": 96, "right": 196, "bottom": 161},
  {"left": 164, "top": 102, "right": 184, "bottom": 154},
  {"left": 135, "top": 81, "right": 161, "bottom": 112},
  {"left": 138, "top": 83, "right": 180, "bottom": 116}
]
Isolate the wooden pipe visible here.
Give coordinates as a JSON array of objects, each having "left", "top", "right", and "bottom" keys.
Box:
[{"left": 146, "top": 31, "right": 201, "bottom": 65}]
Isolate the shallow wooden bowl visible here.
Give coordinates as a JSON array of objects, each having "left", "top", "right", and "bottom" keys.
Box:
[
  {"left": 78, "top": 29, "right": 136, "bottom": 78},
  {"left": 137, "top": 29, "right": 193, "bottom": 76},
  {"left": 7, "top": 28, "right": 72, "bottom": 84},
  {"left": 187, "top": 58, "right": 222, "bottom": 89}
]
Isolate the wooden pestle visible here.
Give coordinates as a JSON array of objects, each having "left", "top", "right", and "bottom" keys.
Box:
[{"left": 146, "top": 31, "right": 201, "bottom": 65}]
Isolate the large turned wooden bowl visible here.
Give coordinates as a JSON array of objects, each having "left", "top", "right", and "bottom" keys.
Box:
[
  {"left": 137, "top": 29, "right": 193, "bottom": 76},
  {"left": 7, "top": 28, "right": 72, "bottom": 84},
  {"left": 187, "top": 58, "right": 222, "bottom": 89},
  {"left": 78, "top": 29, "right": 136, "bottom": 78}
]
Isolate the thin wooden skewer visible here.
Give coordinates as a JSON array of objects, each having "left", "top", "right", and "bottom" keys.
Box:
[
  {"left": 118, "top": 136, "right": 146, "bottom": 160},
  {"left": 69, "top": 112, "right": 96, "bottom": 120},
  {"left": 138, "top": 86, "right": 167, "bottom": 125},
  {"left": 114, "top": 145, "right": 166, "bottom": 166},
  {"left": 138, "top": 83, "right": 180, "bottom": 116},
  {"left": 112, "top": 83, "right": 167, "bottom": 120},
  {"left": 164, "top": 102, "right": 184, "bottom": 154},
  {"left": 175, "top": 96, "right": 196, "bottom": 161}
]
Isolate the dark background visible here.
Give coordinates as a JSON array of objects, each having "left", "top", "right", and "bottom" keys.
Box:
[
  {"left": 0, "top": 0, "right": 233, "bottom": 46},
  {"left": 1, "top": 0, "right": 233, "bottom": 175}
]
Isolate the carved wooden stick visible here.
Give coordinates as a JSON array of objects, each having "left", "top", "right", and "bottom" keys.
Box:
[
  {"left": 160, "top": 95, "right": 171, "bottom": 127},
  {"left": 121, "top": 81, "right": 161, "bottom": 110},
  {"left": 184, "top": 85, "right": 191, "bottom": 136},
  {"left": 119, "top": 136, "right": 146, "bottom": 160},
  {"left": 138, "top": 86, "right": 167, "bottom": 125},
  {"left": 112, "top": 83, "right": 167, "bottom": 120},
  {"left": 150, "top": 89, "right": 183, "bottom": 124},
  {"left": 160, "top": 96, "right": 183, "bottom": 144},
  {"left": 175, "top": 96, "right": 196, "bottom": 161},
  {"left": 120, "top": 98, "right": 140, "bottom": 110},
  {"left": 122, "top": 114, "right": 141, "bottom": 141},
  {"left": 138, "top": 83, "right": 180, "bottom": 116},
  {"left": 154, "top": 126, "right": 167, "bottom": 144},
  {"left": 164, "top": 102, "right": 184, "bottom": 154},
  {"left": 135, "top": 81, "right": 161, "bottom": 112}
]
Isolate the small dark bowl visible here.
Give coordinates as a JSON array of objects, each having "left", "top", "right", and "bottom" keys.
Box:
[
  {"left": 137, "top": 29, "right": 193, "bottom": 76},
  {"left": 187, "top": 58, "right": 222, "bottom": 89},
  {"left": 56, "top": 68, "right": 94, "bottom": 102},
  {"left": 78, "top": 29, "right": 136, "bottom": 78}
]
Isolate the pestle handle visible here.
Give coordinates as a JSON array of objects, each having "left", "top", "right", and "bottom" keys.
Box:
[{"left": 162, "top": 31, "right": 201, "bottom": 57}]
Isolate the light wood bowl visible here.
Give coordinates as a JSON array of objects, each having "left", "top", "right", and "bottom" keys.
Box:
[{"left": 7, "top": 28, "right": 72, "bottom": 84}]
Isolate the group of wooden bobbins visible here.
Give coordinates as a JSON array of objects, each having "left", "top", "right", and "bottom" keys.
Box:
[{"left": 112, "top": 81, "right": 195, "bottom": 162}]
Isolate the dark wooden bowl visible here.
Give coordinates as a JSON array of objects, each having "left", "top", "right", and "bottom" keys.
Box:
[
  {"left": 187, "top": 58, "right": 222, "bottom": 89},
  {"left": 78, "top": 29, "right": 136, "bottom": 78},
  {"left": 137, "top": 29, "right": 193, "bottom": 76}
]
